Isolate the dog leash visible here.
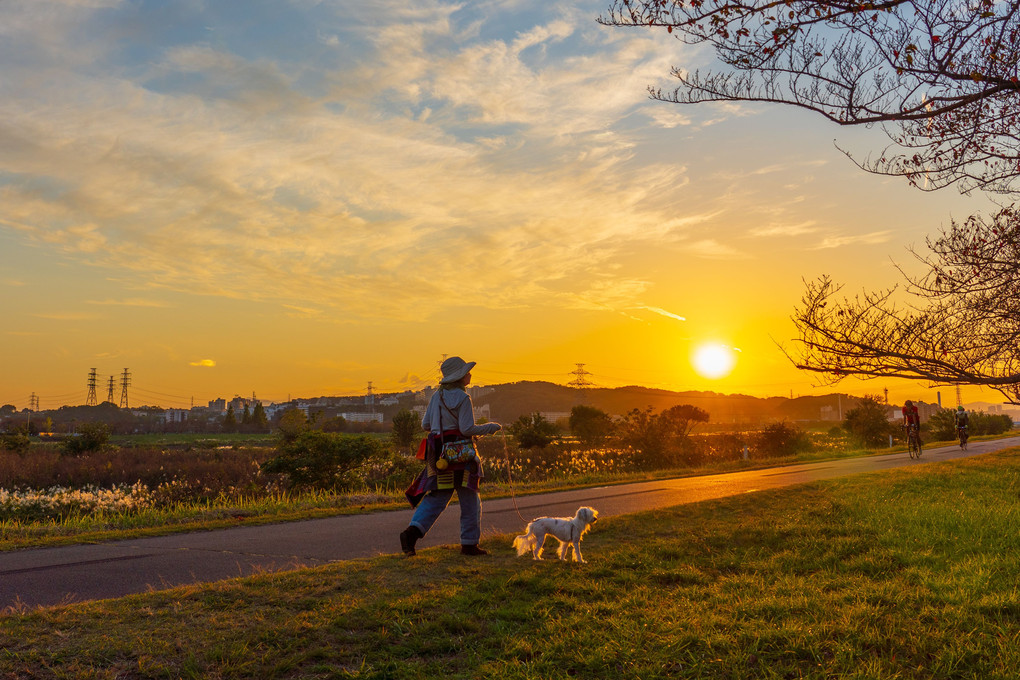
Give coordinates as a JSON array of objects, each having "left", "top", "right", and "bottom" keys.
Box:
[{"left": 500, "top": 429, "right": 529, "bottom": 524}]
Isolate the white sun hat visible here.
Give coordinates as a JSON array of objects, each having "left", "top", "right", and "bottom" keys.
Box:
[{"left": 439, "top": 356, "right": 476, "bottom": 384}]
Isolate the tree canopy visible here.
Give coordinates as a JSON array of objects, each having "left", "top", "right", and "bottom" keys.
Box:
[{"left": 600, "top": 0, "right": 1020, "bottom": 193}]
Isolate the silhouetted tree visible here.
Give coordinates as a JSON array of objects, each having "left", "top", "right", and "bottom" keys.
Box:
[
  {"left": 790, "top": 205, "right": 1020, "bottom": 403},
  {"left": 569, "top": 405, "right": 614, "bottom": 447},
  {"left": 508, "top": 413, "right": 558, "bottom": 450},
  {"left": 252, "top": 402, "right": 269, "bottom": 433},
  {"left": 222, "top": 406, "right": 238, "bottom": 433},
  {"left": 842, "top": 395, "right": 894, "bottom": 447},
  {"left": 390, "top": 408, "right": 419, "bottom": 453},
  {"left": 277, "top": 408, "right": 309, "bottom": 442}
]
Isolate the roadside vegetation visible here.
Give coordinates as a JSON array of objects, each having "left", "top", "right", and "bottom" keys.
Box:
[
  {"left": 3, "top": 447, "right": 1020, "bottom": 678},
  {"left": 0, "top": 405, "right": 1014, "bottom": 551}
]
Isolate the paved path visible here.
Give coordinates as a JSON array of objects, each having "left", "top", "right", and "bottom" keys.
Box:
[{"left": 2, "top": 436, "right": 1017, "bottom": 610}]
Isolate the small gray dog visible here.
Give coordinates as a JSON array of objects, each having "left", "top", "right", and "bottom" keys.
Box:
[{"left": 512, "top": 506, "right": 599, "bottom": 563}]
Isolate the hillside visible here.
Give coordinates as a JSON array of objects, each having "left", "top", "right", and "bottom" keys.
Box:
[{"left": 476, "top": 381, "right": 865, "bottom": 425}]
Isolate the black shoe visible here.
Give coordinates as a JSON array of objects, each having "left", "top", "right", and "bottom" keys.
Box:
[
  {"left": 400, "top": 526, "right": 422, "bottom": 556},
  {"left": 461, "top": 545, "right": 488, "bottom": 556}
]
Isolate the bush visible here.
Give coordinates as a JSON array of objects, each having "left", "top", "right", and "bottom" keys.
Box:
[
  {"left": 616, "top": 405, "right": 709, "bottom": 469},
  {"left": 0, "top": 433, "right": 30, "bottom": 453},
  {"left": 63, "top": 422, "right": 111, "bottom": 456},
  {"left": 508, "top": 413, "right": 558, "bottom": 450},
  {"left": 260, "top": 431, "right": 385, "bottom": 490},
  {"left": 753, "top": 422, "right": 812, "bottom": 458},
  {"left": 843, "top": 395, "right": 894, "bottom": 447},
  {"left": 390, "top": 409, "right": 419, "bottom": 452},
  {"left": 926, "top": 409, "right": 958, "bottom": 441},
  {"left": 569, "top": 405, "right": 614, "bottom": 447}
]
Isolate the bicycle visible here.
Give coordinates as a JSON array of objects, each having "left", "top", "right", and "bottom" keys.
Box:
[
  {"left": 905, "top": 424, "right": 922, "bottom": 459},
  {"left": 957, "top": 426, "right": 968, "bottom": 450}
]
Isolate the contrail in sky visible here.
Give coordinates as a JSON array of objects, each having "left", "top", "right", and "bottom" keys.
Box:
[{"left": 641, "top": 306, "right": 687, "bottom": 322}]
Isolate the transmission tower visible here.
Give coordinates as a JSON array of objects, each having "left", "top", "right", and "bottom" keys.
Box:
[
  {"left": 119, "top": 368, "right": 131, "bottom": 408},
  {"left": 107, "top": 376, "right": 116, "bottom": 404},
  {"left": 567, "top": 363, "right": 594, "bottom": 389},
  {"left": 29, "top": 393, "right": 39, "bottom": 411},
  {"left": 956, "top": 385, "right": 963, "bottom": 409},
  {"left": 366, "top": 381, "right": 375, "bottom": 413},
  {"left": 86, "top": 368, "right": 98, "bottom": 406}
]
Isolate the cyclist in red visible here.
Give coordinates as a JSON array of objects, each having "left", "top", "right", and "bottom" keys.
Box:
[
  {"left": 901, "top": 400, "right": 920, "bottom": 428},
  {"left": 902, "top": 400, "right": 921, "bottom": 441}
]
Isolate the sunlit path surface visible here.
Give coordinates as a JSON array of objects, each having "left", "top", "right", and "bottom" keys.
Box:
[{"left": 2, "top": 437, "right": 1017, "bottom": 610}]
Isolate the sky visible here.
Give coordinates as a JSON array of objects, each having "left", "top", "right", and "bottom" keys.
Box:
[{"left": 0, "top": 0, "right": 1006, "bottom": 411}]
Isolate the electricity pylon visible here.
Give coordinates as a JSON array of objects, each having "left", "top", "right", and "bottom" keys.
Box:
[
  {"left": 86, "top": 368, "right": 98, "bottom": 406},
  {"left": 119, "top": 369, "right": 131, "bottom": 408},
  {"left": 567, "top": 363, "right": 594, "bottom": 389}
]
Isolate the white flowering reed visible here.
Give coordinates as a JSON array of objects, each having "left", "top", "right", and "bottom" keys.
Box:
[{"left": 0, "top": 482, "right": 151, "bottom": 521}]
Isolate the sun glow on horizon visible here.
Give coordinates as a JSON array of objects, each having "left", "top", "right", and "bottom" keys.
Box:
[{"left": 692, "top": 343, "right": 737, "bottom": 380}]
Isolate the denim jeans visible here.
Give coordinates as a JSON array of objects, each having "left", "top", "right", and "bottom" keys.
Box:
[{"left": 409, "top": 486, "right": 481, "bottom": 545}]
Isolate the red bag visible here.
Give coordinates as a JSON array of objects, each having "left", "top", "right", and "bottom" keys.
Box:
[{"left": 415, "top": 437, "right": 428, "bottom": 460}]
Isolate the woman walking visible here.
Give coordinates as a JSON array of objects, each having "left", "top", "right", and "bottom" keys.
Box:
[{"left": 400, "top": 356, "right": 501, "bottom": 557}]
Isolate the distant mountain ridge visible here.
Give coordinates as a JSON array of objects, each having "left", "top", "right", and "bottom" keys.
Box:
[{"left": 475, "top": 381, "right": 865, "bottom": 425}]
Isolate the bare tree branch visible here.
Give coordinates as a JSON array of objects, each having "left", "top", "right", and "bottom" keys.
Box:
[
  {"left": 788, "top": 206, "right": 1020, "bottom": 402},
  {"left": 600, "top": 0, "right": 1020, "bottom": 194}
]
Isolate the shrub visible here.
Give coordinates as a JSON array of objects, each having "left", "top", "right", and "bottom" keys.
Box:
[
  {"left": 843, "top": 395, "right": 894, "bottom": 447},
  {"left": 753, "top": 422, "right": 812, "bottom": 458},
  {"left": 926, "top": 409, "right": 958, "bottom": 441},
  {"left": 0, "top": 433, "right": 31, "bottom": 453},
  {"left": 569, "top": 405, "right": 614, "bottom": 447},
  {"left": 508, "top": 413, "right": 558, "bottom": 450},
  {"left": 260, "top": 431, "right": 385, "bottom": 490},
  {"left": 616, "top": 405, "right": 709, "bottom": 469},
  {"left": 63, "top": 422, "right": 111, "bottom": 456},
  {"left": 390, "top": 409, "right": 419, "bottom": 452}
]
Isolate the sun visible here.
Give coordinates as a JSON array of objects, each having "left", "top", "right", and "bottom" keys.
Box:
[{"left": 692, "top": 343, "right": 737, "bottom": 380}]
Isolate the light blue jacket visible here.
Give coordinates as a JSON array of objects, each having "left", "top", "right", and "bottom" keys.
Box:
[{"left": 421, "top": 386, "right": 501, "bottom": 436}]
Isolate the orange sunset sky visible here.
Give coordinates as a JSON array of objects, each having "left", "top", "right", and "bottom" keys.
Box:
[{"left": 0, "top": 0, "right": 1005, "bottom": 411}]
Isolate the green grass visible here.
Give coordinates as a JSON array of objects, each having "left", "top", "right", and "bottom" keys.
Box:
[
  {"left": 0, "top": 433, "right": 1012, "bottom": 552},
  {"left": 3, "top": 448, "right": 1020, "bottom": 678}
]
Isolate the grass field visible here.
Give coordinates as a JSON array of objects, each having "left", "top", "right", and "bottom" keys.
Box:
[
  {"left": 2, "top": 447, "right": 1019, "bottom": 678},
  {"left": 0, "top": 434, "right": 1002, "bottom": 552}
]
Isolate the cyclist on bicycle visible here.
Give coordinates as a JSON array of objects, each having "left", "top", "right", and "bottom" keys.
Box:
[
  {"left": 902, "top": 400, "right": 921, "bottom": 440},
  {"left": 955, "top": 405, "right": 969, "bottom": 442}
]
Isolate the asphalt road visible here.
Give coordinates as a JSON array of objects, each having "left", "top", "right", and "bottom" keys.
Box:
[{"left": 2, "top": 436, "right": 1017, "bottom": 610}]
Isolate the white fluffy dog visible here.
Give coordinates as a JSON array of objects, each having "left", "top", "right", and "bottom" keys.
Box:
[{"left": 513, "top": 506, "right": 599, "bottom": 563}]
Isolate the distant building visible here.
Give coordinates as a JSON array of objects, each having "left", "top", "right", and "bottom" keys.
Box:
[
  {"left": 342, "top": 412, "right": 384, "bottom": 424},
  {"left": 208, "top": 398, "right": 226, "bottom": 412},
  {"left": 164, "top": 409, "right": 189, "bottom": 424},
  {"left": 228, "top": 396, "right": 250, "bottom": 413}
]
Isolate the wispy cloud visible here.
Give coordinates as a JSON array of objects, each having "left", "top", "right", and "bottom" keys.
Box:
[
  {"left": 749, "top": 221, "right": 819, "bottom": 238},
  {"left": 86, "top": 298, "right": 171, "bottom": 307},
  {"left": 31, "top": 311, "right": 101, "bottom": 321},
  {"left": 810, "top": 231, "right": 892, "bottom": 250},
  {"left": 0, "top": 1, "right": 720, "bottom": 322},
  {"left": 639, "top": 306, "right": 687, "bottom": 322},
  {"left": 687, "top": 239, "right": 749, "bottom": 260}
]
